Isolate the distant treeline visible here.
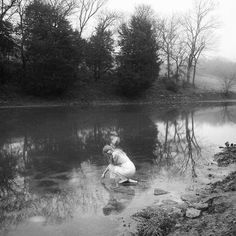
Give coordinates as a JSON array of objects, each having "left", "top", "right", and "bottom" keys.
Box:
[
  {"left": 199, "top": 58, "right": 236, "bottom": 78},
  {"left": 1, "top": 0, "right": 218, "bottom": 97}
]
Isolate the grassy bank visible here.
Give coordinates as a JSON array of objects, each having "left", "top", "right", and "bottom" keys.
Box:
[{"left": 1, "top": 79, "right": 236, "bottom": 108}]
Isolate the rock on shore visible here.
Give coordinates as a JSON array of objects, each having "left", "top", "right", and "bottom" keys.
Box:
[{"left": 132, "top": 145, "right": 236, "bottom": 236}]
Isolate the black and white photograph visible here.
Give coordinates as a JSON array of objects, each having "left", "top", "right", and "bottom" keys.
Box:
[{"left": 0, "top": 0, "right": 236, "bottom": 235}]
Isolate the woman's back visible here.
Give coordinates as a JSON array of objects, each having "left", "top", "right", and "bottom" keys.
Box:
[{"left": 112, "top": 148, "right": 131, "bottom": 166}]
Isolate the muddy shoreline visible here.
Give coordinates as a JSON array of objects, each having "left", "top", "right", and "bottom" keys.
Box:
[
  {"left": 1, "top": 99, "right": 236, "bottom": 112},
  {"left": 1, "top": 90, "right": 236, "bottom": 109},
  {"left": 130, "top": 145, "right": 236, "bottom": 236}
]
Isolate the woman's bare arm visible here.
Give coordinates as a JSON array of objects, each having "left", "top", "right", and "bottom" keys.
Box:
[{"left": 101, "top": 165, "right": 110, "bottom": 178}]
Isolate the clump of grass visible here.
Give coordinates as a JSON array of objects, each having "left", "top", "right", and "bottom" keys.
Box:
[
  {"left": 0, "top": 151, "right": 18, "bottom": 197},
  {"left": 133, "top": 207, "right": 178, "bottom": 236}
]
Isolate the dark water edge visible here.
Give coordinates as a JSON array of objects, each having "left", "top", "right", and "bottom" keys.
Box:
[
  {"left": 1, "top": 98, "right": 236, "bottom": 109},
  {"left": 1, "top": 88, "right": 236, "bottom": 109},
  {"left": 1, "top": 101, "right": 236, "bottom": 236}
]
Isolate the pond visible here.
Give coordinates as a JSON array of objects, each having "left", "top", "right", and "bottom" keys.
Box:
[{"left": 0, "top": 102, "right": 236, "bottom": 236}]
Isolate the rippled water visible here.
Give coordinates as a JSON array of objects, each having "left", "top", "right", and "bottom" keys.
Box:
[{"left": 0, "top": 102, "right": 236, "bottom": 236}]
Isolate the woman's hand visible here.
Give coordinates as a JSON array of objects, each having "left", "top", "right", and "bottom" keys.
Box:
[{"left": 101, "top": 166, "right": 109, "bottom": 179}]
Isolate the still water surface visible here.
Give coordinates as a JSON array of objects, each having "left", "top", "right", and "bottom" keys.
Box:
[{"left": 0, "top": 103, "right": 236, "bottom": 236}]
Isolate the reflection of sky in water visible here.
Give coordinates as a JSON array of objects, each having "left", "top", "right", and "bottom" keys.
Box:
[
  {"left": 155, "top": 119, "right": 236, "bottom": 157},
  {"left": 1, "top": 104, "right": 236, "bottom": 236},
  {"left": 195, "top": 122, "right": 236, "bottom": 146}
]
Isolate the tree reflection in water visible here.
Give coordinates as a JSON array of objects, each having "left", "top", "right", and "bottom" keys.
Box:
[
  {"left": 0, "top": 151, "right": 18, "bottom": 197},
  {"left": 220, "top": 103, "right": 236, "bottom": 123},
  {"left": 0, "top": 104, "right": 235, "bottom": 233},
  {"left": 0, "top": 160, "right": 109, "bottom": 230},
  {"left": 153, "top": 110, "right": 201, "bottom": 179}
]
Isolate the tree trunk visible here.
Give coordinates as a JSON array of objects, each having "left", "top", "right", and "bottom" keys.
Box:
[
  {"left": 20, "top": 44, "right": 26, "bottom": 77},
  {"left": 175, "top": 61, "right": 179, "bottom": 83},
  {"left": 164, "top": 120, "right": 169, "bottom": 153},
  {"left": 186, "top": 64, "right": 192, "bottom": 84},
  {"left": 192, "top": 60, "right": 197, "bottom": 88},
  {"left": 167, "top": 53, "right": 170, "bottom": 80},
  {"left": 186, "top": 54, "right": 194, "bottom": 84}
]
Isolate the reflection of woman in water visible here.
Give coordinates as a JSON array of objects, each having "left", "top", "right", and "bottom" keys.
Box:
[
  {"left": 102, "top": 183, "right": 126, "bottom": 215},
  {"left": 101, "top": 177, "right": 135, "bottom": 215},
  {"left": 101, "top": 145, "right": 137, "bottom": 184}
]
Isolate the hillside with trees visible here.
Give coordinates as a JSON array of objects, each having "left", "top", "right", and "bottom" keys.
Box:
[
  {"left": 0, "top": 0, "right": 235, "bottom": 104},
  {"left": 195, "top": 57, "right": 236, "bottom": 95}
]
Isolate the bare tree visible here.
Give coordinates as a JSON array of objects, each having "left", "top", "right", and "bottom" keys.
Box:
[
  {"left": 76, "top": 0, "right": 107, "bottom": 37},
  {"left": 47, "top": 0, "right": 78, "bottom": 17},
  {"left": 134, "top": 4, "right": 154, "bottom": 20},
  {"left": 96, "top": 10, "right": 119, "bottom": 33},
  {"left": 158, "top": 15, "right": 180, "bottom": 80},
  {"left": 171, "top": 39, "right": 187, "bottom": 82},
  {"left": 15, "top": 0, "right": 31, "bottom": 74},
  {"left": 157, "top": 15, "right": 189, "bottom": 82},
  {"left": 221, "top": 73, "right": 236, "bottom": 96},
  {"left": 0, "top": 0, "right": 18, "bottom": 69},
  {"left": 0, "top": 0, "right": 17, "bottom": 21},
  {"left": 182, "top": 0, "right": 218, "bottom": 84}
]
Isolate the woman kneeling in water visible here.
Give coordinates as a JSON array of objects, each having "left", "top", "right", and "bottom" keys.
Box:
[{"left": 101, "top": 145, "right": 137, "bottom": 184}]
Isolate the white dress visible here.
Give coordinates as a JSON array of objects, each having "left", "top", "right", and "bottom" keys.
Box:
[{"left": 108, "top": 149, "right": 136, "bottom": 180}]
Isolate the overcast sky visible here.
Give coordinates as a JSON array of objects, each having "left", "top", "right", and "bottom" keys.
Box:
[{"left": 105, "top": 0, "right": 236, "bottom": 61}]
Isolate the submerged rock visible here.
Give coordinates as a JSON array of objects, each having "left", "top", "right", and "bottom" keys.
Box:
[
  {"left": 185, "top": 208, "right": 201, "bottom": 218},
  {"left": 28, "top": 216, "right": 46, "bottom": 223},
  {"left": 112, "top": 186, "right": 135, "bottom": 195},
  {"left": 181, "top": 193, "right": 201, "bottom": 203},
  {"left": 191, "top": 202, "right": 209, "bottom": 210},
  {"left": 154, "top": 188, "right": 169, "bottom": 196},
  {"left": 161, "top": 199, "right": 178, "bottom": 205},
  {"left": 38, "top": 180, "right": 57, "bottom": 187}
]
